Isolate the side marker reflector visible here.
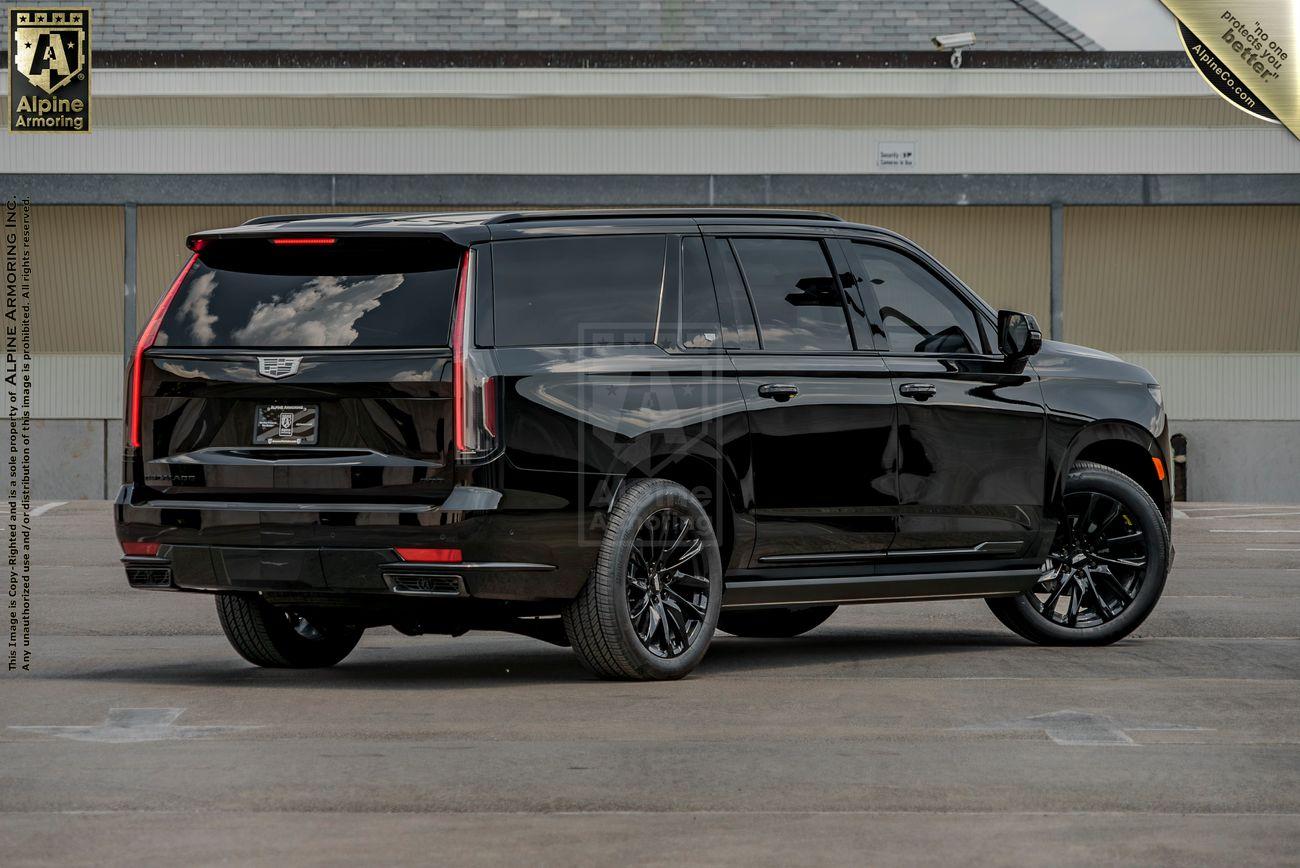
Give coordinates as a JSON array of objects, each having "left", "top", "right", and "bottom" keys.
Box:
[{"left": 1152, "top": 456, "right": 1166, "bottom": 481}]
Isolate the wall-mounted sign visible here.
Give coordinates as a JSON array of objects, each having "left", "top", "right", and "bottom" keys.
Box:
[{"left": 877, "top": 141, "right": 916, "bottom": 170}]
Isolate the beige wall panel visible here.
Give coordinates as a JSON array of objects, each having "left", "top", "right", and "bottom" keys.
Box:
[
  {"left": 1065, "top": 206, "right": 1300, "bottom": 352},
  {"left": 31, "top": 206, "right": 123, "bottom": 354},
  {"left": 96, "top": 96, "right": 1260, "bottom": 130},
  {"left": 806, "top": 206, "right": 1051, "bottom": 321}
]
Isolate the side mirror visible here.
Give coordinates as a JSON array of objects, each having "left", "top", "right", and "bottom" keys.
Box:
[{"left": 997, "top": 310, "right": 1042, "bottom": 359}]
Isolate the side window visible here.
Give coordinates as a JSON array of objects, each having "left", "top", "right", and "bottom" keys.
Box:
[
  {"left": 707, "top": 238, "right": 760, "bottom": 350},
  {"left": 850, "top": 242, "right": 984, "bottom": 355},
  {"left": 679, "top": 236, "right": 722, "bottom": 350},
  {"left": 492, "top": 235, "right": 667, "bottom": 347},
  {"left": 730, "top": 238, "right": 852, "bottom": 353}
]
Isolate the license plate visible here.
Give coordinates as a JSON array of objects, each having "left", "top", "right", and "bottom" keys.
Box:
[{"left": 253, "top": 404, "right": 319, "bottom": 446}]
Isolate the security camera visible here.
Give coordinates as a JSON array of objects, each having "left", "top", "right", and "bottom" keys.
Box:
[{"left": 932, "top": 32, "right": 976, "bottom": 68}]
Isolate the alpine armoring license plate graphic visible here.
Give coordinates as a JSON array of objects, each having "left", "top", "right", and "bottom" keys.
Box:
[{"left": 254, "top": 404, "right": 319, "bottom": 446}]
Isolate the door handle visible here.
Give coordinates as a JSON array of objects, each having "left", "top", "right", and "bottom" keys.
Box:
[
  {"left": 898, "top": 382, "right": 937, "bottom": 401},
  {"left": 757, "top": 383, "right": 799, "bottom": 402}
]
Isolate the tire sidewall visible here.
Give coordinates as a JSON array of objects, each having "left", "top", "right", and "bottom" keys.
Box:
[
  {"left": 1009, "top": 465, "right": 1169, "bottom": 643},
  {"left": 604, "top": 481, "right": 723, "bottom": 679}
]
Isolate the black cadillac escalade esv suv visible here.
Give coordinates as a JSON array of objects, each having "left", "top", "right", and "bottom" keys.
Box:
[{"left": 116, "top": 209, "right": 1172, "bottom": 680}]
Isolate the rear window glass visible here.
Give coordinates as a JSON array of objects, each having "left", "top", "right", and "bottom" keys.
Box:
[
  {"left": 155, "top": 239, "right": 460, "bottom": 349},
  {"left": 491, "top": 235, "right": 667, "bottom": 346}
]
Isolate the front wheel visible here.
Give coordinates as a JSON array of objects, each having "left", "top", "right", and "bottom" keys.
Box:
[
  {"left": 563, "top": 479, "right": 723, "bottom": 680},
  {"left": 987, "top": 461, "right": 1170, "bottom": 646},
  {"left": 216, "top": 593, "right": 364, "bottom": 668}
]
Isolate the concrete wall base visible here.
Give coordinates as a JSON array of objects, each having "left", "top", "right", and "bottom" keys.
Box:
[
  {"left": 17, "top": 417, "right": 1298, "bottom": 504},
  {"left": 1170, "top": 420, "right": 1300, "bottom": 504}
]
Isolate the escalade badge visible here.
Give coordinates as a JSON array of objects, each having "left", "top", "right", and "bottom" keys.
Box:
[{"left": 257, "top": 357, "right": 302, "bottom": 379}]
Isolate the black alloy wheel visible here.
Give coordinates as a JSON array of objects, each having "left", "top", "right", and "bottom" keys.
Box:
[
  {"left": 627, "top": 508, "right": 713, "bottom": 658},
  {"left": 1031, "top": 490, "right": 1148, "bottom": 628},
  {"left": 986, "top": 461, "right": 1169, "bottom": 646},
  {"left": 564, "top": 478, "right": 723, "bottom": 680}
]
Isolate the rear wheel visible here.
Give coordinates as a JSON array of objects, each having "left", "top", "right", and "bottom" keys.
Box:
[
  {"left": 718, "top": 605, "right": 837, "bottom": 638},
  {"left": 987, "top": 461, "right": 1169, "bottom": 646},
  {"left": 563, "top": 479, "right": 723, "bottom": 680},
  {"left": 215, "top": 593, "right": 363, "bottom": 668}
]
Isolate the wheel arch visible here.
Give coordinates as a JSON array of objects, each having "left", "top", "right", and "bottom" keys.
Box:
[
  {"left": 1056, "top": 421, "right": 1171, "bottom": 524},
  {"left": 616, "top": 450, "right": 749, "bottom": 573}
]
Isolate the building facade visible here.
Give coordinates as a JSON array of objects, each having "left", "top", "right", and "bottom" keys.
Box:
[{"left": 4, "top": 1, "right": 1299, "bottom": 501}]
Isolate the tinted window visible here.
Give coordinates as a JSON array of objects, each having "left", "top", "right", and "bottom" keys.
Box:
[
  {"left": 679, "top": 236, "right": 721, "bottom": 350},
  {"left": 851, "top": 243, "right": 983, "bottom": 355},
  {"left": 156, "top": 241, "right": 459, "bottom": 348},
  {"left": 731, "top": 238, "right": 852, "bottom": 353},
  {"left": 492, "top": 235, "right": 667, "bottom": 346},
  {"left": 708, "top": 238, "right": 759, "bottom": 350}
]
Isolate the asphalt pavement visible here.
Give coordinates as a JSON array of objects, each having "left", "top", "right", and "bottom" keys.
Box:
[{"left": 1, "top": 500, "right": 1297, "bottom": 866}]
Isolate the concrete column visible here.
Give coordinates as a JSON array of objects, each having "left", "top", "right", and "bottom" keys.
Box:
[
  {"left": 123, "top": 202, "right": 137, "bottom": 360},
  {"left": 1049, "top": 202, "right": 1064, "bottom": 341}
]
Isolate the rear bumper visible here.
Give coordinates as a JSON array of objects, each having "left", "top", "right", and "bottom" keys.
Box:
[
  {"left": 115, "top": 482, "right": 594, "bottom": 601},
  {"left": 122, "top": 546, "right": 563, "bottom": 600}
]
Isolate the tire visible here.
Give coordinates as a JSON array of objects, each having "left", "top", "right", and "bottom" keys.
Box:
[
  {"left": 215, "top": 593, "right": 364, "bottom": 668},
  {"left": 563, "top": 479, "right": 724, "bottom": 680},
  {"left": 718, "top": 605, "right": 838, "bottom": 638},
  {"left": 987, "top": 460, "right": 1170, "bottom": 646}
]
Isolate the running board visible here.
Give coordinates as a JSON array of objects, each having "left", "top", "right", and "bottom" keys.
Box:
[{"left": 721, "top": 568, "right": 1042, "bottom": 609}]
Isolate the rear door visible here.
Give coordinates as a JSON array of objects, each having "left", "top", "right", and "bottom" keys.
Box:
[
  {"left": 136, "top": 236, "right": 463, "bottom": 507},
  {"left": 843, "top": 237, "right": 1046, "bottom": 558},
  {"left": 708, "top": 229, "right": 897, "bottom": 568}
]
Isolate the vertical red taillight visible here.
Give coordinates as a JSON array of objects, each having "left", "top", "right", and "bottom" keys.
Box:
[
  {"left": 128, "top": 253, "right": 197, "bottom": 449},
  {"left": 450, "top": 248, "right": 499, "bottom": 460}
]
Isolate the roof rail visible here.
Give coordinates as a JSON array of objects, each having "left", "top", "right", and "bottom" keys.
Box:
[
  {"left": 240, "top": 212, "right": 387, "bottom": 226},
  {"left": 487, "top": 208, "right": 844, "bottom": 224}
]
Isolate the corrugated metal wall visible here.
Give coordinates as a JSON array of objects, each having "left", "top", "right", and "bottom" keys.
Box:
[
  {"left": 32, "top": 206, "right": 123, "bottom": 354},
  {"left": 136, "top": 204, "right": 1049, "bottom": 321},
  {"left": 809, "top": 206, "right": 1051, "bottom": 321},
  {"left": 30, "top": 203, "right": 1298, "bottom": 425},
  {"left": 1064, "top": 206, "right": 1300, "bottom": 352}
]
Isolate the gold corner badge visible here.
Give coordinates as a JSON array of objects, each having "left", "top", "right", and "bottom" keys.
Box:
[
  {"left": 1161, "top": 1, "right": 1297, "bottom": 138},
  {"left": 8, "top": 8, "right": 91, "bottom": 133}
]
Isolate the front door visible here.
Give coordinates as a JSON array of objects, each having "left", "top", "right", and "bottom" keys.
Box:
[
  {"left": 708, "top": 232, "right": 897, "bottom": 567},
  {"left": 843, "top": 238, "right": 1046, "bottom": 558}
]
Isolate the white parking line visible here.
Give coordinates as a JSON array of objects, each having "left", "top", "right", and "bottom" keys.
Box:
[
  {"left": 29, "top": 501, "right": 67, "bottom": 518},
  {"left": 1246, "top": 547, "right": 1300, "bottom": 552},
  {"left": 1182, "top": 505, "right": 1291, "bottom": 511},
  {"left": 1186, "top": 512, "right": 1300, "bottom": 519},
  {"left": 1210, "top": 529, "right": 1300, "bottom": 533}
]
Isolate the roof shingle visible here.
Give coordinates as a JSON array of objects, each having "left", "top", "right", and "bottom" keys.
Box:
[{"left": 52, "top": 0, "right": 1099, "bottom": 53}]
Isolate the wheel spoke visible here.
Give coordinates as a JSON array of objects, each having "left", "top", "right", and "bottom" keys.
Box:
[
  {"left": 1097, "top": 500, "right": 1123, "bottom": 534},
  {"left": 1091, "top": 566, "right": 1134, "bottom": 604},
  {"left": 1082, "top": 569, "right": 1112, "bottom": 621},
  {"left": 1039, "top": 575, "right": 1069, "bottom": 617},
  {"left": 668, "top": 570, "right": 710, "bottom": 590},
  {"left": 661, "top": 539, "right": 704, "bottom": 573},
  {"left": 630, "top": 545, "right": 652, "bottom": 575},
  {"left": 665, "top": 588, "right": 705, "bottom": 621},
  {"left": 1091, "top": 553, "right": 1146, "bottom": 569},
  {"left": 663, "top": 519, "right": 691, "bottom": 561},
  {"left": 1065, "top": 581, "right": 1082, "bottom": 626},
  {"left": 654, "top": 600, "right": 677, "bottom": 649},
  {"left": 1103, "top": 530, "right": 1143, "bottom": 547},
  {"left": 661, "top": 597, "right": 690, "bottom": 648}
]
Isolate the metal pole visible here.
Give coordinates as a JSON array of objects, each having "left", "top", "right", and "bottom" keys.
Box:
[
  {"left": 1049, "top": 202, "right": 1063, "bottom": 341},
  {"left": 123, "top": 202, "right": 137, "bottom": 362}
]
